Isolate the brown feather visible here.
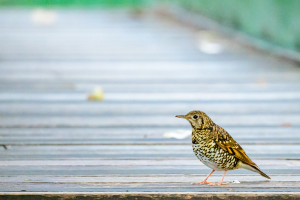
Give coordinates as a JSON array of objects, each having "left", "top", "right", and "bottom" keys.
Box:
[
  {"left": 211, "top": 124, "right": 271, "bottom": 179},
  {"left": 211, "top": 124, "right": 257, "bottom": 167}
]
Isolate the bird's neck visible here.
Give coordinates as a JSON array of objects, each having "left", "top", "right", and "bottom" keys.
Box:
[
  {"left": 190, "top": 119, "right": 214, "bottom": 130},
  {"left": 192, "top": 128, "right": 209, "bottom": 144},
  {"left": 201, "top": 116, "right": 215, "bottom": 129}
]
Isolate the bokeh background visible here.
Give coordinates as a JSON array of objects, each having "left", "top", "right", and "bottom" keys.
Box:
[{"left": 1, "top": 0, "right": 300, "bottom": 194}]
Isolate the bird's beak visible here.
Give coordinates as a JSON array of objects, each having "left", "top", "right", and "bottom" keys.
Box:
[{"left": 175, "top": 115, "right": 185, "bottom": 119}]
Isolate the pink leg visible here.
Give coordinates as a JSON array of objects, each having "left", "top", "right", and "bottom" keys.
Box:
[
  {"left": 192, "top": 170, "right": 215, "bottom": 185},
  {"left": 209, "top": 171, "right": 228, "bottom": 186}
]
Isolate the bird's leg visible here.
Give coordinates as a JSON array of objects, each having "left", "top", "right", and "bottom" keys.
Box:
[
  {"left": 209, "top": 171, "right": 228, "bottom": 186},
  {"left": 192, "top": 170, "right": 215, "bottom": 185}
]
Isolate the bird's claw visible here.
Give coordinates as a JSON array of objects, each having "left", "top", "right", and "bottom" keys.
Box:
[
  {"left": 209, "top": 182, "right": 227, "bottom": 186},
  {"left": 192, "top": 181, "right": 212, "bottom": 185}
]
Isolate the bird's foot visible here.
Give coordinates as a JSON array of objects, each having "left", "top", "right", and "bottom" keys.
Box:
[
  {"left": 209, "top": 182, "right": 227, "bottom": 186},
  {"left": 192, "top": 181, "right": 212, "bottom": 185}
]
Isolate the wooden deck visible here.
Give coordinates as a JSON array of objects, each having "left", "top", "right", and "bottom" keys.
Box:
[{"left": 1, "top": 8, "right": 300, "bottom": 199}]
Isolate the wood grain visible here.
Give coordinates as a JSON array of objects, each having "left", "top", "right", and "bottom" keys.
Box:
[{"left": 0, "top": 8, "right": 299, "bottom": 197}]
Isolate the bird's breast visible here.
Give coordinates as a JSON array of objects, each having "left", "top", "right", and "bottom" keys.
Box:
[{"left": 192, "top": 140, "right": 238, "bottom": 171}]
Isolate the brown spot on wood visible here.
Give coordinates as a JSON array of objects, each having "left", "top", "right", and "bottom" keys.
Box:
[{"left": 281, "top": 122, "right": 292, "bottom": 127}]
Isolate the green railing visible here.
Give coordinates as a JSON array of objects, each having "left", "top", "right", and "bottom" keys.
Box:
[
  {"left": 0, "top": 0, "right": 150, "bottom": 7},
  {"left": 160, "top": 0, "right": 300, "bottom": 54}
]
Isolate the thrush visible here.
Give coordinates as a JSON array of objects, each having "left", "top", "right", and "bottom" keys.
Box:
[{"left": 176, "top": 110, "right": 270, "bottom": 186}]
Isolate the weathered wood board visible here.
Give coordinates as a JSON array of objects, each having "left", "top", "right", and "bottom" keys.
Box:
[{"left": 0, "top": 8, "right": 300, "bottom": 199}]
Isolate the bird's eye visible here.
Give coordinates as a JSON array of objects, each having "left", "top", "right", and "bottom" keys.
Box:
[{"left": 193, "top": 115, "right": 198, "bottom": 119}]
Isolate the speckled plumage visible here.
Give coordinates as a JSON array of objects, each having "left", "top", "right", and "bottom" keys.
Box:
[
  {"left": 176, "top": 110, "right": 270, "bottom": 185},
  {"left": 192, "top": 128, "right": 238, "bottom": 171}
]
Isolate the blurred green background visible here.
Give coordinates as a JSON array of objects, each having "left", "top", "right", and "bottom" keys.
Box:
[
  {"left": 1, "top": 0, "right": 299, "bottom": 54},
  {"left": 0, "top": 0, "right": 150, "bottom": 7},
  {"left": 173, "top": 0, "right": 300, "bottom": 53}
]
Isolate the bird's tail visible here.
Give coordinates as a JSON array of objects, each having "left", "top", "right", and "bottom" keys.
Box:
[
  {"left": 237, "top": 161, "right": 271, "bottom": 179},
  {"left": 251, "top": 165, "right": 271, "bottom": 179}
]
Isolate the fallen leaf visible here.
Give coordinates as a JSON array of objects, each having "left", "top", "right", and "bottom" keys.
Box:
[{"left": 88, "top": 87, "right": 104, "bottom": 101}]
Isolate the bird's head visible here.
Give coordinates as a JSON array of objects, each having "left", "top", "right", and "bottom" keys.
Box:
[{"left": 176, "top": 110, "right": 214, "bottom": 129}]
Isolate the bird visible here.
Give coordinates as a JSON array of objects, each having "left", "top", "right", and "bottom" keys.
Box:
[{"left": 176, "top": 110, "right": 270, "bottom": 186}]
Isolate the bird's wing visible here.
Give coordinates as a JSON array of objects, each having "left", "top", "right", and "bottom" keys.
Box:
[{"left": 211, "top": 125, "right": 257, "bottom": 167}]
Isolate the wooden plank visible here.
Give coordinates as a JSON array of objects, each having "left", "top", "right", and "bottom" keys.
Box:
[
  {"left": 0, "top": 159, "right": 299, "bottom": 166},
  {"left": 1, "top": 103, "right": 300, "bottom": 115},
  {"left": 3, "top": 83, "right": 300, "bottom": 93},
  {"left": 1, "top": 138, "right": 300, "bottom": 145},
  {"left": 0, "top": 115, "right": 299, "bottom": 128},
  {"left": 1, "top": 192, "right": 300, "bottom": 200},
  {"left": 0, "top": 127, "right": 295, "bottom": 134},
  {"left": 2, "top": 70, "right": 299, "bottom": 78},
  {"left": 0, "top": 153, "right": 299, "bottom": 160},
  {"left": 0, "top": 127, "right": 296, "bottom": 138},
  {"left": 0, "top": 53, "right": 229, "bottom": 61},
  {"left": 1, "top": 73, "right": 300, "bottom": 82},
  {"left": 0, "top": 59, "right": 294, "bottom": 70},
  {"left": 0, "top": 145, "right": 299, "bottom": 160},
  {"left": 1, "top": 165, "right": 300, "bottom": 176},
  {"left": 1, "top": 93, "right": 300, "bottom": 102},
  {"left": 0, "top": 147, "right": 298, "bottom": 157},
  {"left": 0, "top": 175, "right": 299, "bottom": 183},
  {"left": 1, "top": 65, "right": 295, "bottom": 74},
  {"left": 1, "top": 144, "right": 300, "bottom": 152},
  {"left": 0, "top": 60, "right": 294, "bottom": 72}
]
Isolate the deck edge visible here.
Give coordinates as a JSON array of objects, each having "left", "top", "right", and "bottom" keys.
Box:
[{"left": 1, "top": 192, "right": 300, "bottom": 200}]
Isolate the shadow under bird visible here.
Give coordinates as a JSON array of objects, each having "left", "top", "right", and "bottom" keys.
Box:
[{"left": 176, "top": 110, "right": 270, "bottom": 186}]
